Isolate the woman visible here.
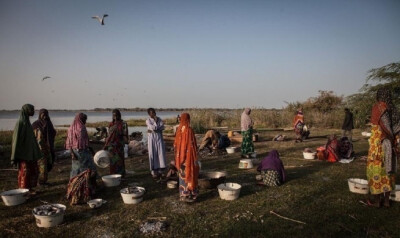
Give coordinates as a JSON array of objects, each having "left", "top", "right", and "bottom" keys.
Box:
[
  {"left": 338, "top": 136, "right": 353, "bottom": 159},
  {"left": 32, "top": 109, "right": 56, "bottom": 185},
  {"left": 11, "top": 104, "right": 42, "bottom": 193},
  {"left": 65, "top": 113, "right": 97, "bottom": 204},
  {"left": 104, "top": 109, "right": 128, "bottom": 176},
  {"left": 325, "top": 135, "right": 339, "bottom": 163},
  {"left": 174, "top": 113, "right": 200, "bottom": 202},
  {"left": 199, "top": 130, "right": 220, "bottom": 153},
  {"left": 241, "top": 108, "right": 254, "bottom": 157},
  {"left": 257, "top": 150, "right": 286, "bottom": 186},
  {"left": 146, "top": 108, "right": 167, "bottom": 179},
  {"left": 366, "top": 88, "right": 397, "bottom": 208},
  {"left": 293, "top": 108, "right": 305, "bottom": 142},
  {"left": 65, "top": 113, "right": 97, "bottom": 178}
]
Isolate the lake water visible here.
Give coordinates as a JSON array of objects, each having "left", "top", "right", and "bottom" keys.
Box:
[{"left": 0, "top": 110, "right": 180, "bottom": 131}]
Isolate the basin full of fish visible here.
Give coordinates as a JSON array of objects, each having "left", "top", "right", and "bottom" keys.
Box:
[
  {"left": 121, "top": 186, "right": 144, "bottom": 194},
  {"left": 33, "top": 204, "right": 65, "bottom": 216}
]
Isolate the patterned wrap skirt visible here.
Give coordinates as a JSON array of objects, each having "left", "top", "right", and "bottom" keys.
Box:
[
  {"left": 178, "top": 166, "right": 198, "bottom": 199},
  {"left": 18, "top": 160, "right": 39, "bottom": 189},
  {"left": 261, "top": 170, "right": 281, "bottom": 186},
  {"left": 366, "top": 125, "right": 395, "bottom": 194},
  {"left": 241, "top": 129, "right": 254, "bottom": 155}
]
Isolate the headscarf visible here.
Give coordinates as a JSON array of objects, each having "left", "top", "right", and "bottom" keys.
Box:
[
  {"left": 11, "top": 104, "right": 42, "bottom": 164},
  {"left": 371, "top": 88, "right": 394, "bottom": 141},
  {"left": 112, "top": 109, "right": 122, "bottom": 122},
  {"left": 257, "top": 150, "right": 286, "bottom": 183},
  {"left": 174, "top": 113, "right": 199, "bottom": 190},
  {"left": 65, "top": 113, "right": 89, "bottom": 150},
  {"left": 241, "top": 108, "right": 253, "bottom": 131}
]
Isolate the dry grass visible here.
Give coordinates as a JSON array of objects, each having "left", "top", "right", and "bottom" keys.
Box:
[{"left": 0, "top": 128, "right": 399, "bottom": 237}]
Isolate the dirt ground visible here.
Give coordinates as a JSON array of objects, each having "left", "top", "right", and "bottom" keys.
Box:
[{"left": 0, "top": 128, "right": 399, "bottom": 237}]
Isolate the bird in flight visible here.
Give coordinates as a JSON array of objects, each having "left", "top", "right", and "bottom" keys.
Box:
[
  {"left": 42, "top": 76, "right": 51, "bottom": 81},
  {"left": 92, "top": 14, "right": 109, "bottom": 25}
]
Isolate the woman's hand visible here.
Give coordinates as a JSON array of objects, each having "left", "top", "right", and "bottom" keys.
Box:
[{"left": 70, "top": 149, "right": 77, "bottom": 160}]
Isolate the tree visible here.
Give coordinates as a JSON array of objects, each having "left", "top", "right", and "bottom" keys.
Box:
[{"left": 346, "top": 61, "right": 400, "bottom": 127}]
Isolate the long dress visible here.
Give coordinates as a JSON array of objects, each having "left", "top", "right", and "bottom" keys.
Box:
[
  {"left": 105, "top": 120, "right": 128, "bottom": 176},
  {"left": 293, "top": 111, "right": 305, "bottom": 141},
  {"left": 33, "top": 128, "right": 52, "bottom": 183},
  {"left": 174, "top": 113, "right": 199, "bottom": 199},
  {"left": 241, "top": 108, "right": 254, "bottom": 155},
  {"left": 32, "top": 109, "right": 57, "bottom": 184},
  {"left": 325, "top": 137, "right": 339, "bottom": 163},
  {"left": 366, "top": 102, "right": 396, "bottom": 195},
  {"left": 146, "top": 117, "right": 166, "bottom": 175},
  {"left": 11, "top": 104, "right": 42, "bottom": 189}
]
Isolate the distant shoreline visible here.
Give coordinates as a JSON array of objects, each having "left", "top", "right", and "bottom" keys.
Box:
[{"left": 0, "top": 107, "right": 281, "bottom": 112}]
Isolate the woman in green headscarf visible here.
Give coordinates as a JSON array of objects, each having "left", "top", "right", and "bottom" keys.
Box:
[{"left": 11, "top": 104, "right": 42, "bottom": 191}]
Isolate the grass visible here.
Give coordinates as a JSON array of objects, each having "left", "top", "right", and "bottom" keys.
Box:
[{"left": 1, "top": 128, "right": 399, "bottom": 237}]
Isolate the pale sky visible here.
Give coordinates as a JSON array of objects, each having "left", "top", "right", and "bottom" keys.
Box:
[{"left": 0, "top": 0, "right": 399, "bottom": 110}]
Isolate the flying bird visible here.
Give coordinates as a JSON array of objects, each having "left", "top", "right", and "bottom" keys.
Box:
[
  {"left": 42, "top": 76, "right": 51, "bottom": 81},
  {"left": 92, "top": 14, "right": 108, "bottom": 25}
]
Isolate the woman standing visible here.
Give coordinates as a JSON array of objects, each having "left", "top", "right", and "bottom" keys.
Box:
[
  {"left": 11, "top": 104, "right": 42, "bottom": 193},
  {"left": 32, "top": 109, "right": 56, "bottom": 185},
  {"left": 241, "top": 108, "right": 254, "bottom": 157},
  {"left": 104, "top": 109, "right": 128, "bottom": 177},
  {"left": 65, "top": 113, "right": 97, "bottom": 204},
  {"left": 293, "top": 108, "right": 305, "bottom": 142},
  {"left": 366, "top": 88, "right": 397, "bottom": 208},
  {"left": 146, "top": 108, "right": 166, "bottom": 179},
  {"left": 174, "top": 113, "right": 200, "bottom": 202},
  {"left": 65, "top": 113, "right": 97, "bottom": 179}
]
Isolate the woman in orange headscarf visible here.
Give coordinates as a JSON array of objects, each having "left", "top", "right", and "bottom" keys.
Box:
[
  {"left": 293, "top": 108, "right": 305, "bottom": 142},
  {"left": 366, "top": 88, "right": 398, "bottom": 208},
  {"left": 174, "top": 113, "right": 200, "bottom": 202}
]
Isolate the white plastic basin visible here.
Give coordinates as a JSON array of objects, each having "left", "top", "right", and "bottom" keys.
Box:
[
  {"left": 1, "top": 189, "right": 29, "bottom": 206},
  {"left": 102, "top": 174, "right": 122, "bottom": 187}
]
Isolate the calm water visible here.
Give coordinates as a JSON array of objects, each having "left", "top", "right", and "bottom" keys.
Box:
[{"left": 0, "top": 110, "right": 180, "bottom": 131}]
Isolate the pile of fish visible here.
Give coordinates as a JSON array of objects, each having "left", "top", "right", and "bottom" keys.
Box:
[
  {"left": 121, "top": 186, "right": 142, "bottom": 194},
  {"left": 139, "top": 220, "right": 168, "bottom": 234},
  {"left": 33, "top": 204, "right": 63, "bottom": 216}
]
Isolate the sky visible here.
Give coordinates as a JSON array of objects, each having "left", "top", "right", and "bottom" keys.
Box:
[{"left": 0, "top": 0, "right": 399, "bottom": 110}]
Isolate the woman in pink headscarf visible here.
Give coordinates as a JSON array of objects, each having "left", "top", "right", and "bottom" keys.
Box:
[
  {"left": 65, "top": 113, "right": 97, "bottom": 178},
  {"left": 65, "top": 113, "right": 97, "bottom": 205}
]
